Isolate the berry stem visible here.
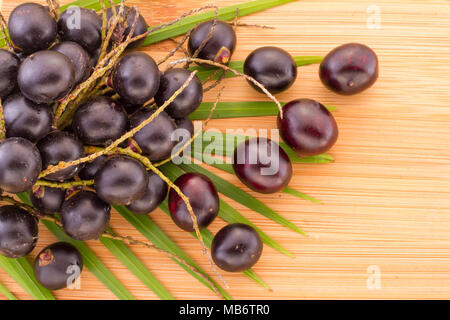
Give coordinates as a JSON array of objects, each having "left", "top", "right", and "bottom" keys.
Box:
[
  {"left": 40, "top": 71, "right": 198, "bottom": 178},
  {"left": 45, "top": 0, "right": 60, "bottom": 21},
  {"left": 0, "top": 98, "right": 5, "bottom": 140},
  {"left": 34, "top": 180, "right": 94, "bottom": 189},
  {"left": 169, "top": 57, "right": 284, "bottom": 118}
]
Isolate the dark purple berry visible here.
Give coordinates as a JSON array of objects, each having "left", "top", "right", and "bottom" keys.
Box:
[
  {"left": 126, "top": 172, "right": 168, "bottom": 215},
  {"left": 18, "top": 50, "right": 75, "bottom": 104},
  {"left": 61, "top": 190, "right": 110, "bottom": 240},
  {"left": 29, "top": 186, "right": 65, "bottom": 214},
  {"left": 58, "top": 7, "right": 102, "bottom": 53},
  {"left": 78, "top": 155, "right": 107, "bottom": 180},
  {"left": 34, "top": 242, "right": 83, "bottom": 290},
  {"left": 0, "top": 205, "right": 38, "bottom": 258},
  {"left": 277, "top": 99, "right": 338, "bottom": 156},
  {"left": 0, "top": 137, "right": 41, "bottom": 193},
  {"left": 3, "top": 93, "right": 52, "bottom": 142},
  {"left": 175, "top": 117, "right": 195, "bottom": 137},
  {"left": 72, "top": 96, "right": 128, "bottom": 146},
  {"left": 129, "top": 108, "right": 177, "bottom": 161},
  {"left": 168, "top": 173, "right": 219, "bottom": 232},
  {"left": 244, "top": 46, "right": 297, "bottom": 94},
  {"left": 233, "top": 137, "right": 292, "bottom": 194},
  {"left": 51, "top": 41, "right": 91, "bottom": 85},
  {"left": 319, "top": 43, "right": 378, "bottom": 95},
  {"left": 154, "top": 68, "right": 203, "bottom": 119},
  {"left": 112, "top": 52, "right": 160, "bottom": 105},
  {"left": 37, "top": 131, "right": 85, "bottom": 181},
  {"left": 8, "top": 3, "right": 57, "bottom": 54},
  {"left": 188, "top": 20, "right": 236, "bottom": 64},
  {"left": 0, "top": 49, "right": 20, "bottom": 98},
  {"left": 212, "top": 223, "right": 262, "bottom": 272},
  {"left": 95, "top": 155, "right": 148, "bottom": 205}
]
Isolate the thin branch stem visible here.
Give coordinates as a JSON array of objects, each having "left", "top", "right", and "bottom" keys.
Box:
[
  {"left": 35, "top": 180, "right": 94, "bottom": 189},
  {"left": 0, "top": 98, "right": 5, "bottom": 140}
]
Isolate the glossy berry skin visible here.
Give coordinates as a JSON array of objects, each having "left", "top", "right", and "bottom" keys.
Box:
[
  {"left": 154, "top": 68, "right": 203, "bottom": 119},
  {"left": 175, "top": 117, "right": 194, "bottom": 137},
  {"left": 188, "top": 20, "right": 237, "bottom": 64},
  {"left": 51, "top": 41, "right": 91, "bottom": 85},
  {"left": 320, "top": 43, "right": 378, "bottom": 95},
  {"left": 3, "top": 93, "right": 52, "bottom": 143},
  {"left": 278, "top": 99, "right": 338, "bottom": 156},
  {"left": 126, "top": 172, "right": 168, "bottom": 215},
  {"left": 129, "top": 108, "right": 177, "bottom": 161},
  {"left": 0, "top": 205, "right": 38, "bottom": 258},
  {"left": 0, "top": 138, "right": 41, "bottom": 193},
  {"left": 169, "top": 173, "right": 219, "bottom": 232},
  {"left": 244, "top": 46, "right": 297, "bottom": 94},
  {"left": 8, "top": 3, "right": 57, "bottom": 54},
  {"left": 58, "top": 7, "right": 102, "bottom": 53},
  {"left": 78, "top": 155, "right": 107, "bottom": 180},
  {"left": 18, "top": 50, "right": 75, "bottom": 104},
  {"left": 0, "top": 49, "right": 20, "bottom": 98},
  {"left": 212, "top": 223, "right": 262, "bottom": 272},
  {"left": 34, "top": 242, "right": 83, "bottom": 290},
  {"left": 319, "top": 43, "right": 379, "bottom": 95},
  {"left": 233, "top": 137, "right": 292, "bottom": 194},
  {"left": 29, "top": 186, "right": 65, "bottom": 215},
  {"left": 95, "top": 156, "right": 149, "bottom": 205},
  {"left": 61, "top": 191, "right": 110, "bottom": 240},
  {"left": 112, "top": 52, "right": 160, "bottom": 105},
  {"left": 37, "top": 131, "right": 85, "bottom": 181},
  {"left": 73, "top": 96, "right": 128, "bottom": 146},
  {"left": 105, "top": 6, "right": 148, "bottom": 49}
]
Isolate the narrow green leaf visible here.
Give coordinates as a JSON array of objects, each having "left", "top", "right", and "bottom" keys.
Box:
[
  {"left": 189, "top": 155, "right": 320, "bottom": 205},
  {"left": 283, "top": 187, "right": 321, "bottom": 203},
  {"left": 193, "top": 132, "right": 334, "bottom": 164},
  {"left": 0, "top": 280, "right": 17, "bottom": 300},
  {"left": 162, "top": 162, "right": 305, "bottom": 235},
  {"left": 190, "top": 101, "right": 335, "bottom": 120},
  {"left": 17, "top": 192, "right": 136, "bottom": 300},
  {"left": 0, "top": 256, "right": 54, "bottom": 300},
  {"left": 192, "top": 56, "right": 323, "bottom": 82},
  {"left": 143, "top": 0, "right": 297, "bottom": 46},
  {"left": 114, "top": 205, "right": 233, "bottom": 300},
  {"left": 60, "top": 0, "right": 122, "bottom": 11},
  {"left": 99, "top": 230, "right": 174, "bottom": 300}
]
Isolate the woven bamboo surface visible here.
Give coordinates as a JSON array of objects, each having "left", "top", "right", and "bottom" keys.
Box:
[{"left": 0, "top": 0, "right": 449, "bottom": 300}]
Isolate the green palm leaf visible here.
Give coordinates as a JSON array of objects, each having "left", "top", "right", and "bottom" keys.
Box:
[
  {"left": 0, "top": 280, "right": 17, "bottom": 300},
  {"left": 190, "top": 101, "right": 335, "bottom": 120},
  {"left": 0, "top": 256, "right": 54, "bottom": 300},
  {"left": 99, "top": 229, "right": 174, "bottom": 300},
  {"left": 114, "top": 205, "right": 233, "bottom": 300},
  {"left": 142, "top": 0, "right": 298, "bottom": 46}
]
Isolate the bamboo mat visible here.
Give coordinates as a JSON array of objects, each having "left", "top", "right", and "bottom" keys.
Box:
[{"left": 0, "top": 0, "right": 449, "bottom": 300}]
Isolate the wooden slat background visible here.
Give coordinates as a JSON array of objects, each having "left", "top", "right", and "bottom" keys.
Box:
[{"left": 0, "top": 0, "right": 449, "bottom": 300}]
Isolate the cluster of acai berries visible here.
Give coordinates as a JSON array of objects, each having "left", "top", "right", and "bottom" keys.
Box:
[{"left": 0, "top": 2, "right": 378, "bottom": 291}]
